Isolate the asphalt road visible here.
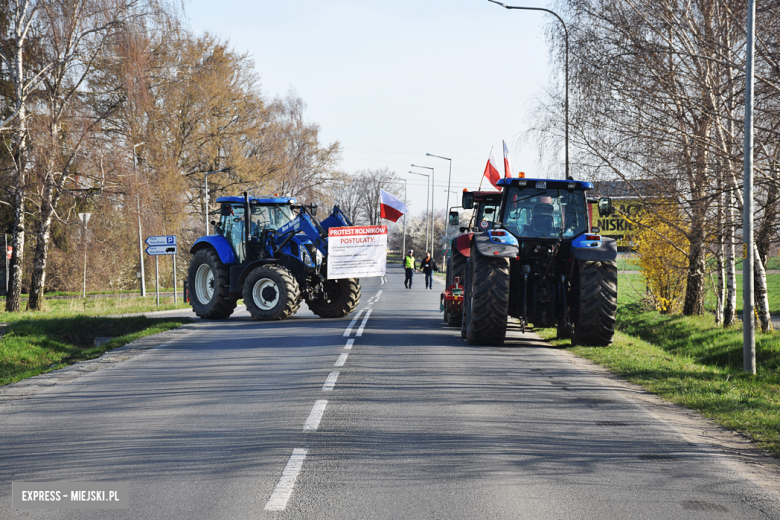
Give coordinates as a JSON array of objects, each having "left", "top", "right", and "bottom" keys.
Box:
[{"left": 1, "top": 264, "right": 779, "bottom": 519}]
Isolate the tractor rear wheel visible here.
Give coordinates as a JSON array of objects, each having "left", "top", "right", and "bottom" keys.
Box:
[
  {"left": 306, "top": 278, "right": 361, "bottom": 318},
  {"left": 460, "top": 258, "right": 472, "bottom": 339},
  {"left": 449, "top": 249, "right": 467, "bottom": 288},
  {"left": 571, "top": 260, "right": 617, "bottom": 346},
  {"left": 188, "top": 248, "right": 237, "bottom": 319},
  {"left": 466, "top": 253, "right": 510, "bottom": 346},
  {"left": 243, "top": 265, "right": 301, "bottom": 320}
]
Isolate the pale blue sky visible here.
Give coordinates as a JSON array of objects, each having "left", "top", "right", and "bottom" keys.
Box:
[{"left": 186, "top": 0, "right": 560, "bottom": 214}]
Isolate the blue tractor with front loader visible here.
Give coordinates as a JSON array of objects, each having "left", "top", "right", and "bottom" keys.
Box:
[
  {"left": 187, "top": 193, "right": 360, "bottom": 320},
  {"left": 458, "top": 177, "right": 618, "bottom": 346}
]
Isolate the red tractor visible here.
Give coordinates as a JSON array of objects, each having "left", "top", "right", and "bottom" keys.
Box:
[{"left": 443, "top": 190, "right": 502, "bottom": 326}]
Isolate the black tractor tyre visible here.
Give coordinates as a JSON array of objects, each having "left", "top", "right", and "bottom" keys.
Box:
[
  {"left": 447, "top": 307, "right": 463, "bottom": 327},
  {"left": 243, "top": 264, "right": 301, "bottom": 321},
  {"left": 460, "top": 258, "right": 472, "bottom": 339},
  {"left": 449, "top": 249, "right": 467, "bottom": 288},
  {"left": 466, "top": 253, "right": 510, "bottom": 346},
  {"left": 571, "top": 260, "right": 618, "bottom": 346},
  {"left": 306, "top": 278, "right": 361, "bottom": 318},
  {"left": 188, "top": 248, "right": 237, "bottom": 319}
]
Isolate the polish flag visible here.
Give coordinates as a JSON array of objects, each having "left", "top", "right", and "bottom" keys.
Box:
[
  {"left": 483, "top": 147, "right": 501, "bottom": 189},
  {"left": 503, "top": 140, "right": 514, "bottom": 178},
  {"left": 379, "top": 188, "right": 408, "bottom": 222}
]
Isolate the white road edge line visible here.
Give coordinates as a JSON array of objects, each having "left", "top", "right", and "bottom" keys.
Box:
[
  {"left": 264, "top": 448, "right": 307, "bottom": 511},
  {"left": 303, "top": 400, "right": 328, "bottom": 431},
  {"left": 344, "top": 339, "right": 354, "bottom": 350},
  {"left": 343, "top": 309, "right": 365, "bottom": 337},
  {"left": 356, "top": 309, "right": 372, "bottom": 337},
  {"left": 322, "top": 371, "right": 339, "bottom": 391},
  {"left": 335, "top": 353, "right": 348, "bottom": 367}
]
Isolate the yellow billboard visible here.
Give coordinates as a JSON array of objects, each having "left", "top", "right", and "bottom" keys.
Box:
[{"left": 589, "top": 200, "right": 642, "bottom": 252}]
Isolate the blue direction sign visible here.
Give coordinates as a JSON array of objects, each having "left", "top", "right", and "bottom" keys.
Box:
[{"left": 146, "top": 235, "right": 176, "bottom": 246}]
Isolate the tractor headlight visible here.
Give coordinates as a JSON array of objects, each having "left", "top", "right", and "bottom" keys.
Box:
[
  {"left": 300, "top": 248, "right": 314, "bottom": 267},
  {"left": 315, "top": 249, "right": 323, "bottom": 266}
]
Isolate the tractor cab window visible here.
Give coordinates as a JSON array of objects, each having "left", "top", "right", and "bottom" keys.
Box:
[
  {"left": 219, "top": 203, "right": 246, "bottom": 262},
  {"left": 250, "top": 204, "right": 294, "bottom": 237},
  {"left": 476, "top": 203, "right": 501, "bottom": 229},
  {"left": 503, "top": 188, "right": 588, "bottom": 239}
]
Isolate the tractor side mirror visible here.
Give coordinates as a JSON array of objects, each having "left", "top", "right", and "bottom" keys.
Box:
[
  {"left": 462, "top": 192, "right": 474, "bottom": 210},
  {"left": 459, "top": 226, "right": 467, "bottom": 233},
  {"left": 448, "top": 211, "right": 459, "bottom": 226},
  {"left": 309, "top": 204, "right": 318, "bottom": 217},
  {"left": 598, "top": 197, "right": 613, "bottom": 217}
]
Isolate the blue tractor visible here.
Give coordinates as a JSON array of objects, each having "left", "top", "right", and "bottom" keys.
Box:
[
  {"left": 458, "top": 177, "right": 618, "bottom": 346},
  {"left": 187, "top": 193, "right": 360, "bottom": 320}
]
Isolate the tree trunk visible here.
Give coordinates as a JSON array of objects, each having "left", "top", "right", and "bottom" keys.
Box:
[
  {"left": 753, "top": 242, "right": 772, "bottom": 332},
  {"left": 27, "top": 183, "right": 57, "bottom": 310}
]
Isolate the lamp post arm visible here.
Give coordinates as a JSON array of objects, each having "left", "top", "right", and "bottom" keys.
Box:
[{"left": 488, "top": 0, "right": 569, "bottom": 179}]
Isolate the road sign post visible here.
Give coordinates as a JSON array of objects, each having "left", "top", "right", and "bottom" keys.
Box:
[{"left": 145, "top": 236, "right": 177, "bottom": 307}]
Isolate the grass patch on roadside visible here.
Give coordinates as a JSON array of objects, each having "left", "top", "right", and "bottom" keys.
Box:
[
  {"left": 0, "top": 295, "right": 190, "bottom": 321},
  {"left": 0, "top": 295, "right": 192, "bottom": 387},
  {"left": 538, "top": 304, "right": 780, "bottom": 456},
  {"left": 0, "top": 316, "right": 188, "bottom": 386}
]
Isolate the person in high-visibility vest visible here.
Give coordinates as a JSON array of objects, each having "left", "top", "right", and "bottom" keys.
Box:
[{"left": 404, "top": 249, "right": 416, "bottom": 289}]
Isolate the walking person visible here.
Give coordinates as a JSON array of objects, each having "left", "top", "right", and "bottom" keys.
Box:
[
  {"left": 404, "top": 250, "right": 416, "bottom": 289},
  {"left": 420, "top": 252, "right": 438, "bottom": 289}
]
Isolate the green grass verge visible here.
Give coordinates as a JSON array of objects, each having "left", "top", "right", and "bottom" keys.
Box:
[
  {"left": 0, "top": 296, "right": 192, "bottom": 387},
  {"left": 1, "top": 316, "right": 188, "bottom": 386},
  {"left": 537, "top": 304, "right": 780, "bottom": 457}
]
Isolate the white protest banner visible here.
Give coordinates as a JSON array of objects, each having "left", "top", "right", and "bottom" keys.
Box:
[{"left": 327, "top": 226, "right": 387, "bottom": 279}]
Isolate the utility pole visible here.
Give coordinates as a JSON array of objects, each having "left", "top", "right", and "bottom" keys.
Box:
[
  {"left": 133, "top": 142, "right": 146, "bottom": 297},
  {"left": 79, "top": 213, "right": 91, "bottom": 298},
  {"left": 743, "top": 0, "right": 756, "bottom": 374}
]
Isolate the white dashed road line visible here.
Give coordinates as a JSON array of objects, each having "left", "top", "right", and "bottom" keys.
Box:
[
  {"left": 356, "top": 309, "right": 372, "bottom": 337},
  {"left": 343, "top": 309, "right": 365, "bottom": 337},
  {"left": 322, "top": 371, "right": 339, "bottom": 391},
  {"left": 264, "top": 448, "right": 307, "bottom": 511},
  {"left": 335, "top": 353, "right": 348, "bottom": 367},
  {"left": 344, "top": 339, "right": 354, "bottom": 350},
  {"left": 303, "top": 400, "right": 328, "bottom": 432}
]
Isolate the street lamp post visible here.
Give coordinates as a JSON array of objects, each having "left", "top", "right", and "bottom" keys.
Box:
[
  {"left": 408, "top": 171, "right": 430, "bottom": 252},
  {"left": 204, "top": 168, "right": 230, "bottom": 235},
  {"left": 401, "top": 179, "right": 408, "bottom": 256},
  {"left": 488, "top": 0, "right": 569, "bottom": 179},
  {"left": 132, "top": 142, "right": 146, "bottom": 297},
  {"left": 426, "top": 153, "right": 452, "bottom": 231},
  {"left": 411, "top": 164, "right": 435, "bottom": 254}
]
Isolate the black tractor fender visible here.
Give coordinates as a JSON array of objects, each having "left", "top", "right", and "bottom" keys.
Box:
[
  {"left": 571, "top": 237, "right": 618, "bottom": 262},
  {"left": 472, "top": 231, "right": 519, "bottom": 259}
]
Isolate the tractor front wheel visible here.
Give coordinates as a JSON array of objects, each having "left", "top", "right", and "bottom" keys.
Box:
[
  {"left": 188, "top": 248, "right": 237, "bottom": 319},
  {"left": 243, "top": 265, "right": 301, "bottom": 321},
  {"left": 306, "top": 278, "right": 361, "bottom": 318},
  {"left": 466, "top": 253, "right": 510, "bottom": 346},
  {"left": 571, "top": 260, "right": 617, "bottom": 346}
]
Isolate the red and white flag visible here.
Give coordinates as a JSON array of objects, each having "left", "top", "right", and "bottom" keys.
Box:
[
  {"left": 483, "top": 146, "right": 501, "bottom": 189},
  {"left": 379, "top": 188, "right": 408, "bottom": 222},
  {"left": 503, "top": 140, "right": 514, "bottom": 179}
]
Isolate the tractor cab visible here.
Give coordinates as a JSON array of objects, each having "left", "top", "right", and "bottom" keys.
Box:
[
  {"left": 215, "top": 196, "right": 296, "bottom": 263},
  {"left": 501, "top": 184, "right": 589, "bottom": 240}
]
